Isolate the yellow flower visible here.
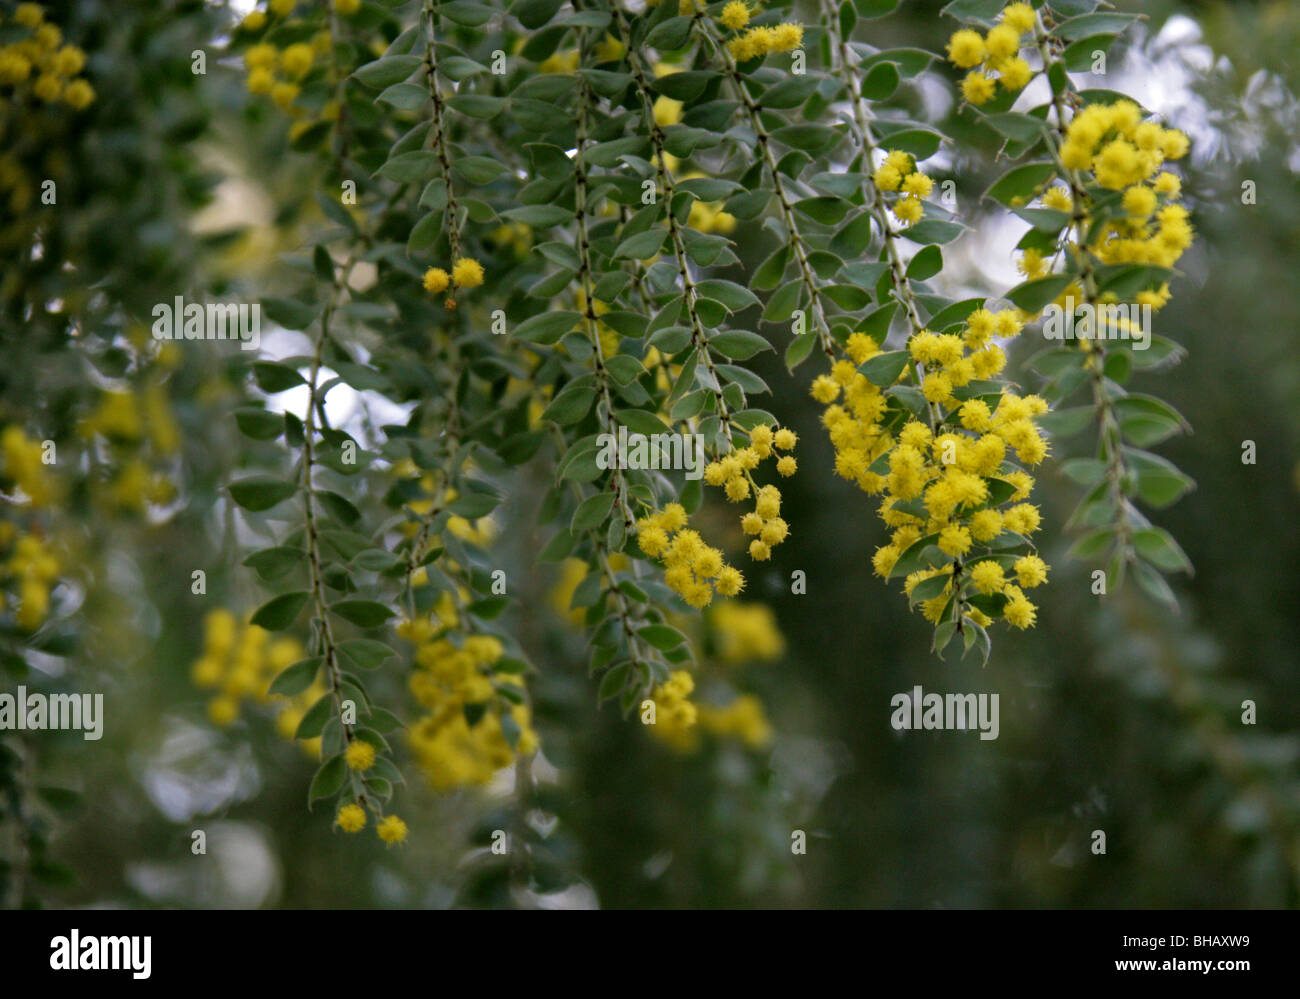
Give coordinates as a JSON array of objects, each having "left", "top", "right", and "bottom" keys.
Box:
[
  {"left": 53, "top": 45, "right": 85, "bottom": 76},
  {"left": 32, "top": 73, "right": 62, "bottom": 102},
  {"left": 1001, "top": 3, "right": 1036, "bottom": 33},
  {"left": 241, "top": 10, "right": 268, "bottom": 31},
  {"left": 377, "top": 815, "right": 408, "bottom": 843},
  {"left": 985, "top": 24, "right": 1021, "bottom": 61},
  {"left": 245, "top": 43, "right": 278, "bottom": 70},
  {"left": 246, "top": 67, "right": 273, "bottom": 95},
  {"left": 719, "top": 1, "right": 750, "bottom": 31},
  {"left": 280, "top": 42, "right": 314, "bottom": 80},
  {"left": 946, "top": 29, "right": 986, "bottom": 69},
  {"left": 335, "top": 803, "right": 366, "bottom": 832},
  {"left": 344, "top": 740, "right": 376, "bottom": 771},
  {"left": 452, "top": 257, "right": 485, "bottom": 287},
  {"left": 0, "top": 50, "right": 32, "bottom": 85},
  {"left": 960, "top": 71, "right": 997, "bottom": 106},
  {"left": 270, "top": 81, "right": 299, "bottom": 110},
  {"left": 14, "top": 4, "right": 44, "bottom": 29},
  {"left": 334, "top": 0, "right": 362, "bottom": 15},
  {"left": 423, "top": 267, "right": 450, "bottom": 294}
]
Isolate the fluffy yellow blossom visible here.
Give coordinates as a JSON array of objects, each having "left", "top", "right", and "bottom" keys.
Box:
[
  {"left": 335, "top": 803, "right": 366, "bottom": 832},
  {"left": 719, "top": 1, "right": 750, "bottom": 30},
  {"left": 946, "top": 29, "right": 986, "bottom": 69},
  {"left": 452, "top": 257, "right": 485, "bottom": 287},
  {"left": 423, "top": 267, "right": 450, "bottom": 294},
  {"left": 377, "top": 815, "right": 408, "bottom": 843},
  {"left": 344, "top": 740, "right": 376, "bottom": 771}
]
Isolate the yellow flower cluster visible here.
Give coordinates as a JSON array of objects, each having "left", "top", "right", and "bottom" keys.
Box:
[
  {"left": 698, "top": 695, "right": 772, "bottom": 749},
  {"left": 648, "top": 671, "right": 772, "bottom": 753},
  {"left": 2, "top": 527, "right": 60, "bottom": 632},
  {"left": 2, "top": 426, "right": 57, "bottom": 507},
  {"left": 190, "top": 609, "right": 326, "bottom": 748},
  {"left": 946, "top": 3, "right": 1036, "bottom": 105},
  {"left": 393, "top": 460, "right": 496, "bottom": 548},
  {"left": 0, "top": 5, "right": 95, "bottom": 109},
  {"left": 727, "top": 23, "right": 804, "bottom": 63},
  {"left": 243, "top": 33, "right": 332, "bottom": 110},
  {"left": 647, "top": 669, "right": 698, "bottom": 751},
  {"left": 398, "top": 616, "right": 538, "bottom": 792},
  {"left": 637, "top": 503, "right": 745, "bottom": 608},
  {"left": 810, "top": 319, "right": 1049, "bottom": 629},
  {"left": 710, "top": 600, "right": 786, "bottom": 664},
  {"left": 718, "top": 2, "right": 751, "bottom": 32},
  {"left": 422, "top": 259, "right": 485, "bottom": 308},
  {"left": 1053, "top": 101, "right": 1193, "bottom": 287},
  {"left": 701, "top": 424, "right": 796, "bottom": 563},
  {"left": 872, "top": 150, "right": 934, "bottom": 227}
]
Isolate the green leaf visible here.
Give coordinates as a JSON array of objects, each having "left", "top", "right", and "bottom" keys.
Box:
[
  {"left": 881, "top": 127, "right": 942, "bottom": 159},
  {"left": 295, "top": 694, "right": 334, "bottom": 740},
  {"left": 1005, "top": 274, "right": 1073, "bottom": 312},
  {"left": 330, "top": 600, "right": 395, "bottom": 628},
  {"left": 502, "top": 205, "right": 572, "bottom": 227},
  {"left": 637, "top": 623, "right": 688, "bottom": 651},
  {"left": 1133, "top": 527, "right": 1192, "bottom": 574},
  {"left": 243, "top": 546, "right": 305, "bottom": 581},
  {"left": 984, "top": 161, "right": 1056, "bottom": 206},
  {"left": 442, "top": 1, "right": 495, "bottom": 26},
  {"left": 516, "top": 311, "right": 580, "bottom": 344},
  {"left": 899, "top": 220, "right": 964, "bottom": 245},
  {"left": 861, "top": 61, "right": 900, "bottom": 100},
  {"left": 860, "top": 350, "right": 910, "bottom": 387},
  {"left": 1124, "top": 447, "right": 1194, "bottom": 509},
  {"left": 541, "top": 383, "right": 597, "bottom": 425},
  {"left": 695, "top": 280, "right": 760, "bottom": 313},
  {"left": 1053, "top": 12, "right": 1141, "bottom": 42},
  {"left": 353, "top": 54, "right": 423, "bottom": 89},
  {"left": 262, "top": 298, "right": 318, "bottom": 330},
  {"left": 613, "top": 229, "right": 666, "bottom": 260},
  {"left": 449, "top": 489, "right": 499, "bottom": 518},
  {"left": 251, "top": 361, "right": 305, "bottom": 392},
  {"left": 449, "top": 93, "right": 505, "bottom": 118},
  {"left": 338, "top": 639, "right": 393, "bottom": 671},
  {"left": 452, "top": 156, "right": 509, "bottom": 184},
  {"left": 760, "top": 75, "right": 821, "bottom": 109},
  {"left": 888, "top": 534, "right": 946, "bottom": 579},
  {"left": 645, "top": 14, "right": 693, "bottom": 49},
  {"left": 1132, "top": 557, "right": 1180, "bottom": 613},
  {"left": 771, "top": 124, "right": 844, "bottom": 158},
  {"left": 309, "top": 755, "right": 347, "bottom": 802},
  {"left": 229, "top": 476, "right": 297, "bottom": 512},
  {"left": 377, "top": 83, "right": 428, "bottom": 111},
  {"left": 234, "top": 407, "right": 283, "bottom": 441},
  {"left": 376, "top": 151, "right": 437, "bottom": 184},
  {"left": 709, "top": 330, "right": 772, "bottom": 360},
  {"left": 572, "top": 492, "right": 616, "bottom": 533},
  {"left": 785, "top": 330, "right": 816, "bottom": 371},
  {"left": 269, "top": 656, "right": 323, "bottom": 697},
  {"left": 907, "top": 245, "right": 942, "bottom": 281},
  {"left": 251, "top": 591, "right": 309, "bottom": 631}
]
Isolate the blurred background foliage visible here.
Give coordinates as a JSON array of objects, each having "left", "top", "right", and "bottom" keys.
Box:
[{"left": 1, "top": 0, "right": 1297, "bottom": 908}]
